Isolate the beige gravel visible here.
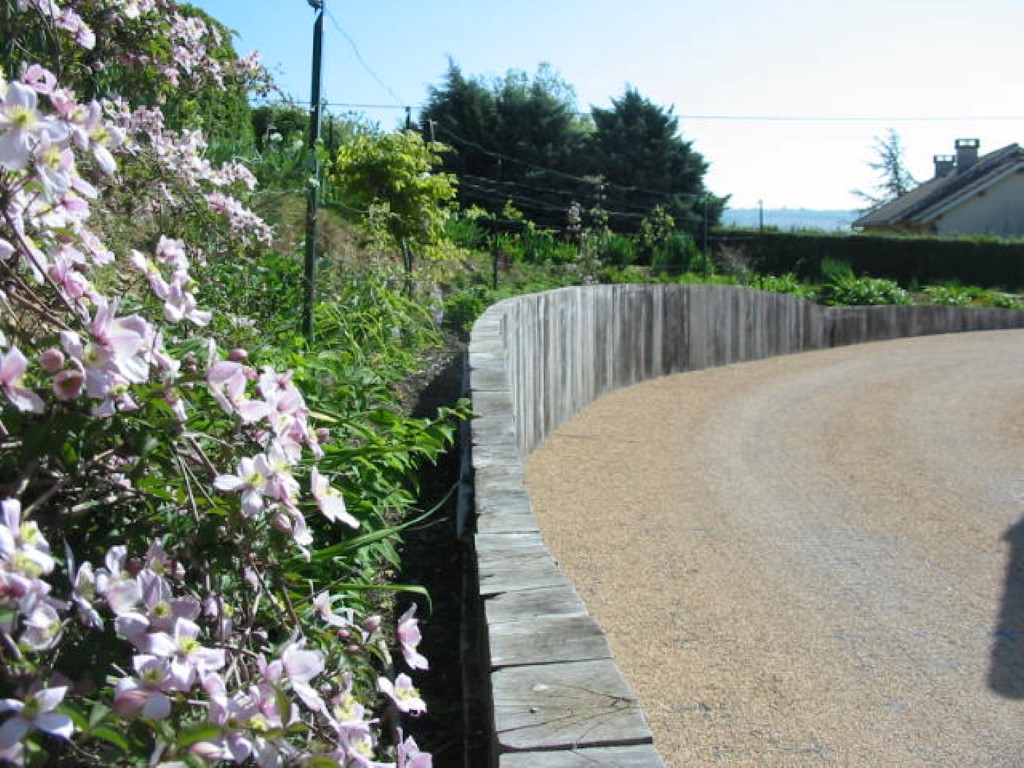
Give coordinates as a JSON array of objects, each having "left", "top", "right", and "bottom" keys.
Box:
[{"left": 525, "top": 330, "right": 1024, "bottom": 767}]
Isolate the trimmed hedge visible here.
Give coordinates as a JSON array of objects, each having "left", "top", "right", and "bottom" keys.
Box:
[{"left": 713, "top": 231, "right": 1024, "bottom": 290}]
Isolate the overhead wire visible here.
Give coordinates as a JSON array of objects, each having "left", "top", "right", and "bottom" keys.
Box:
[
  {"left": 284, "top": 100, "right": 1024, "bottom": 123},
  {"left": 458, "top": 178, "right": 650, "bottom": 220},
  {"left": 323, "top": 8, "right": 405, "bottom": 108},
  {"left": 432, "top": 124, "right": 707, "bottom": 201},
  {"left": 461, "top": 174, "right": 679, "bottom": 214}
]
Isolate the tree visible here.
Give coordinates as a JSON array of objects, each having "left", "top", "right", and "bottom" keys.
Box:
[
  {"left": 420, "top": 61, "right": 500, "bottom": 178},
  {"left": 331, "top": 130, "right": 458, "bottom": 287},
  {"left": 420, "top": 61, "right": 592, "bottom": 224},
  {"left": 853, "top": 129, "right": 917, "bottom": 209},
  {"left": 589, "top": 87, "right": 725, "bottom": 237}
]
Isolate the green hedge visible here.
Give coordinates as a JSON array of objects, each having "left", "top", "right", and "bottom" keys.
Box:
[{"left": 714, "top": 231, "right": 1024, "bottom": 290}]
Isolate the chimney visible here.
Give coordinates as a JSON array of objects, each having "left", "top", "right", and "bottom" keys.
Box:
[
  {"left": 955, "top": 138, "right": 980, "bottom": 172},
  {"left": 933, "top": 154, "right": 955, "bottom": 178}
]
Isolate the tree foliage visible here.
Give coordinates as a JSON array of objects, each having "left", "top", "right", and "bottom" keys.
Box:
[
  {"left": 421, "top": 61, "right": 592, "bottom": 226},
  {"left": 853, "top": 128, "right": 917, "bottom": 209},
  {"left": 591, "top": 87, "right": 725, "bottom": 235},
  {"left": 420, "top": 63, "right": 725, "bottom": 239},
  {"left": 331, "top": 130, "right": 458, "bottom": 283}
]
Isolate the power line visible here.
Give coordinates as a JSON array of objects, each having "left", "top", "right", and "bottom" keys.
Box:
[
  {"left": 458, "top": 179, "right": 650, "bottom": 220},
  {"left": 323, "top": 8, "right": 405, "bottom": 108},
  {"left": 461, "top": 174, "right": 669, "bottom": 215},
  {"left": 434, "top": 124, "right": 707, "bottom": 201},
  {"left": 278, "top": 99, "right": 1024, "bottom": 124},
  {"left": 674, "top": 113, "right": 1024, "bottom": 123}
]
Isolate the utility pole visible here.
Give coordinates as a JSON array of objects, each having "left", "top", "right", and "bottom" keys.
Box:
[
  {"left": 302, "top": 0, "right": 325, "bottom": 341},
  {"left": 702, "top": 194, "right": 709, "bottom": 254}
]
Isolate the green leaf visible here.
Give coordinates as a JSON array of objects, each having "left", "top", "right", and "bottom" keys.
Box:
[
  {"left": 175, "top": 722, "right": 222, "bottom": 749},
  {"left": 322, "top": 582, "right": 432, "bottom": 612},
  {"left": 60, "top": 702, "right": 89, "bottom": 732},
  {"left": 90, "top": 725, "right": 130, "bottom": 754},
  {"left": 305, "top": 758, "right": 343, "bottom": 768},
  {"left": 88, "top": 702, "right": 111, "bottom": 728}
]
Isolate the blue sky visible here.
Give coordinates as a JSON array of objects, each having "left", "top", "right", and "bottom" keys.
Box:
[{"left": 191, "top": 0, "right": 1024, "bottom": 210}]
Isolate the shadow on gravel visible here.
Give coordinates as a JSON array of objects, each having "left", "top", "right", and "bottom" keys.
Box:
[{"left": 989, "top": 516, "right": 1024, "bottom": 698}]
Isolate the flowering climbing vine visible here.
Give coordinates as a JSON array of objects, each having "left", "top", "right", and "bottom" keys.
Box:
[{"left": 0, "top": 2, "right": 437, "bottom": 765}]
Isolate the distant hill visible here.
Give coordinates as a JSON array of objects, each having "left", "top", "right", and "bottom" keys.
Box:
[{"left": 721, "top": 208, "right": 858, "bottom": 232}]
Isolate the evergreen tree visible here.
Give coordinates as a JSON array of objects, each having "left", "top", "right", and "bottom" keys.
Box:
[
  {"left": 420, "top": 61, "right": 591, "bottom": 225},
  {"left": 420, "top": 68, "right": 725, "bottom": 238},
  {"left": 589, "top": 87, "right": 724, "bottom": 236},
  {"left": 853, "top": 129, "right": 917, "bottom": 210}
]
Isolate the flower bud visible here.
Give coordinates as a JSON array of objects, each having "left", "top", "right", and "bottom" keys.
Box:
[
  {"left": 228, "top": 347, "right": 248, "bottom": 362},
  {"left": 53, "top": 367, "right": 85, "bottom": 401},
  {"left": 362, "top": 615, "right": 382, "bottom": 634},
  {"left": 38, "top": 347, "right": 65, "bottom": 372},
  {"left": 189, "top": 740, "right": 224, "bottom": 764}
]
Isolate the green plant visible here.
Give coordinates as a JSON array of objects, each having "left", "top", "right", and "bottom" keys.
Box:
[
  {"left": 922, "top": 282, "right": 973, "bottom": 306},
  {"left": 331, "top": 130, "right": 458, "bottom": 288},
  {"left": 750, "top": 272, "right": 816, "bottom": 300},
  {"left": 602, "top": 233, "right": 638, "bottom": 267},
  {"left": 651, "top": 231, "right": 703, "bottom": 276},
  {"left": 442, "top": 287, "right": 492, "bottom": 335},
  {"left": 819, "top": 272, "right": 909, "bottom": 305}
]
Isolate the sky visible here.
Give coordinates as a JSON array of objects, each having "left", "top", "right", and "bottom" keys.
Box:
[{"left": 190, "top": 0, "right": 1024, "bottom": 211}]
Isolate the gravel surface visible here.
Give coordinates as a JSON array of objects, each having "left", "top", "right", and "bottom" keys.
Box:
[{"left": 525, "top": 330, "right": 1024, "bottom": 767}]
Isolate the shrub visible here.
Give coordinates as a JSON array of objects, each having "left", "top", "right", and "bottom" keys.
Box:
[
  {"left": 922, "top": 282, "right": 974, "bottom": 306},
  {"left": 750, "top": 272, "right": 816, "bottom": 300},
  {"left": 0, "top": 3, "right": 439, "bottom": 766}
]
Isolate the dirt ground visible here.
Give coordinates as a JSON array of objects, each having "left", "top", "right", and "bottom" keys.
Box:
[{"left": 525, "top": 330, "right": 1024, "bottom": 767}]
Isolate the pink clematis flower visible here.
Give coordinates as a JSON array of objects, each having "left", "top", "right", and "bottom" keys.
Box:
[
  {"left": 214, "top": 454, "right": 271, "bottom": 517},
  {"left": 397, "top": 604, "right": 429, "bottom": 671},
  {"left": 0, "top": 498, "right": 55, "bottom": 579},
  {"left": 0, "top": 686, "right": 73, "bottom": 750},
  {"left": 377, "top": 674, "right": 426, "bottom": 715},
  {"left": 312, "top": 590, "right": 352, "bottom": 629},
  {"left": 206, "top": 357, "right": 251, "bottom": 415},
  {"left": 115, "top": 570, "right": 200, "bottom": 645},
  {"left": 142, "top": 616, "right": 224, "bottom": 691},
  {"left": 260, "top": 639, "right": 326, "bottom": 713},
  {"left": 20, "top": 601, "right": 62, "bottom": 651},
  {"left": 20, "top": 64, "right": 56, "bottom": 96},
  {"left": 396, "top": 729, "right": 433, "bottom": 768},
  {"left": 66, "top": 545, "right": 102, "bottom": 629},
  {"left": 95, "top": 545, "right": 141, "bottom": 616},
  {"left": 311, "top": 468, "right": 359, "bottom": 529},
  {"left": 0, "top": 346, "right": 44, "bottom": 413},
  {"left": 0, "top": 81, "right": 69, "bottom": 171},
  {"left": 113, "top": 655, "right": 175, "bottom": 720}
]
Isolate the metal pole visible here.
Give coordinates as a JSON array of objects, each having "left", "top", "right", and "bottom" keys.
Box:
[
  {"left": 702, "top": 195, "right": 709, "bottom": 254},
  {"left": 302, "top": 0, "right": 324, "bottom": 341}
]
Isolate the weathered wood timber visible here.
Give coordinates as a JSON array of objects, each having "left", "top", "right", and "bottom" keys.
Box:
[
  {"left": 492, "top": 659, "right": 653, "bottom": 751},
  {"left": 465, "top": 284, "right": 1024, "bottom": 767},
  {"left": 499, "top": 744, "right": 668, "bottom": 767}
]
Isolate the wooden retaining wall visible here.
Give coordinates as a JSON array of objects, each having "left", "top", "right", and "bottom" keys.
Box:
[{"left": 464, "top": 285, "right": 1024, "bottom": 767}]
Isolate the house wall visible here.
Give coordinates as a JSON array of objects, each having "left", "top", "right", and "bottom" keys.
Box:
[{"left": 933, "top": 169, "right": 1024, "bottom": 237}]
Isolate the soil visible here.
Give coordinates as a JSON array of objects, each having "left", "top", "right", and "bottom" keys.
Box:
[{"left": 397, "top": 337, "right": 489, "bottom": 768}]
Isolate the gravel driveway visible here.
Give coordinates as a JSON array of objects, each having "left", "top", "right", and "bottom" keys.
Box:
[{"left": 525, "top": 330, "right": 1024, "bottom": 766}]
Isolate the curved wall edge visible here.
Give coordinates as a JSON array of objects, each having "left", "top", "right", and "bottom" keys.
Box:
[{"left": 464, "top": 284, "right": 1024, "bottom": 767}]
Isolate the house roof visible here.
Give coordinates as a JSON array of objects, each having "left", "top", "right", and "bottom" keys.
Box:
[{"left": 853, "top": 143, "right": 1024, "bottom": 229}]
